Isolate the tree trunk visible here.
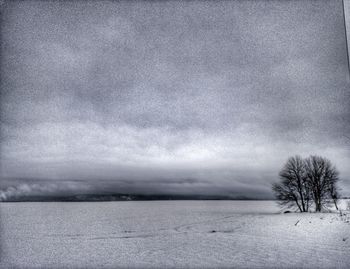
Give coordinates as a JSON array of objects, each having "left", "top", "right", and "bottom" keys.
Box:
[
  {"left": 315, "top": 198, "right": 321, "bottom": 212},
  {"left": 294, "top": 197, "right": 302, "bottom": 212},
  {"left": 333, "top": 198, "right": 339, "bottom": 210}
]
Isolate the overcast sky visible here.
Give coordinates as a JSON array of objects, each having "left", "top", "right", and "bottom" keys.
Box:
[{"left": 1, "top": 0, "right": 350, "bottom": 199}]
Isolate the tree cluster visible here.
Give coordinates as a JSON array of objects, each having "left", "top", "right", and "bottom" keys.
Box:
[{"left": 273, "top": 155, "right": 339, "bottom": 212}]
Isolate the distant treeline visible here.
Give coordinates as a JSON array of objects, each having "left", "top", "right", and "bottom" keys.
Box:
[{"left": 0, "top": 193, "right": 269, "bottom": 202}]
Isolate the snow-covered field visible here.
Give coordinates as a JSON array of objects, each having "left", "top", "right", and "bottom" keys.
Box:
[{"left": 0, "top": 200, "right": 349, "bottom": 269}]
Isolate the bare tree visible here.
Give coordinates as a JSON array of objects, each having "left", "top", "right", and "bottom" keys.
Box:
[
  {"left": 272, "top": 156, "right": 310, "bottom": 212},
  {"left": 304, "top": 155, "right": 340, "bottom": 212},
  {"left": 273, "top": 155, "right": 340, "bottom": 212}
]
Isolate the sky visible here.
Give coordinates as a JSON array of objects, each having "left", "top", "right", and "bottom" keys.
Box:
[{"left": 0, "top": 0, "right": 350, "bottom": 199}]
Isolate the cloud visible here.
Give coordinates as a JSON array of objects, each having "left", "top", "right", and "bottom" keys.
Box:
[
  {"left": 0, "top": 0, "right": 349, "bottom": 198},
  {"left": 1, "top": 119, "right": 349, "bottom": 197},
  {"left": 0, "top": 181, "right": 91, "bottom": 201}
]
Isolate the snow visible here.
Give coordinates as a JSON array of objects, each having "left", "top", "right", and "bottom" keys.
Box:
[{"left": 0, "top": 200, "right": 349, "bottom": 268}]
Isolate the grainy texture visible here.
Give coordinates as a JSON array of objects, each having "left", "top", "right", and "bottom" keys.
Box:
[
  {"left": 1, "top": 0, "right": 350, "bottom": 198},
  {"left": 1, "top": 201, "right": 349, "bottom": 269}
]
